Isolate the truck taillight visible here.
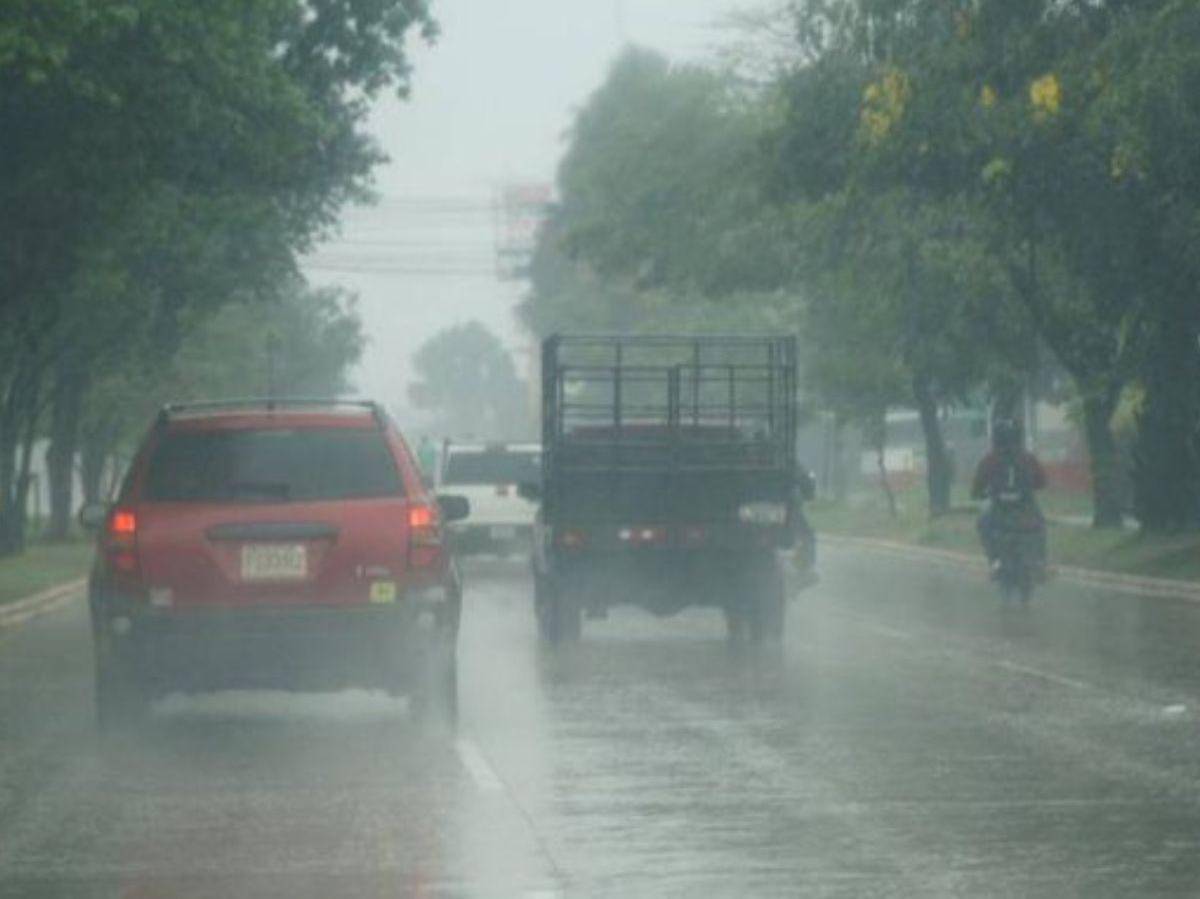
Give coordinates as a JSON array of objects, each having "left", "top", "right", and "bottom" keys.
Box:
[
  {"left": 557, "top": 527, "right": 587, "bottom": 550},
  {"left": 407, "top": 503, "right": 441, "bottom": 567},
  {"left": 617, "top": 526, "right": 668, "bottom": 546}
]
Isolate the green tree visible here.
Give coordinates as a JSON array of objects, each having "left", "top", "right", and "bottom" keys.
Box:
[
  {"left": 73, "top": 282, "right": 364, "bottom": 510},
  {"left": 0, "top": 0, "right": 435, "bottom": 551},
  {"left": 765, "top": 25, "right": 1033, "bottom": 515},
  {"left": 1092, "top": 2, "right": 1200, "bottom": 531},
  {"left": 408, "top": 323, "right": 529, "bottom": 441},
  {"left": 771, "top": 0, "right": 1152, "bottom": 527},
  {"left": 557, "top": 47, "right": 792, "bottom": 299}
]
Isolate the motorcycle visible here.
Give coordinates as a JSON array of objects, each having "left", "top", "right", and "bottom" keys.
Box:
[{"left": 990, "top": 502, "right": 1044, "bottom": 603}]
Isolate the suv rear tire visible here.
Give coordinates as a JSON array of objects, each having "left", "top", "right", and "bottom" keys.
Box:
[{"left": 412, "top": 649, "right": 458, "bottom": 729}]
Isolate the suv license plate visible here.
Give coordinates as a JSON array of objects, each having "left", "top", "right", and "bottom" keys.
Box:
[
  {"left": 490, "top": 525, "right": 516, "bottom": 540},
  {"left": 241, "top": 544, "right": 307, "bottom": 582}
]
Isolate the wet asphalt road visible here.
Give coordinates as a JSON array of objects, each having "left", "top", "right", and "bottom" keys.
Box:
[{"left": 3, "top": 547, "right": 1200, "bottom": 897}]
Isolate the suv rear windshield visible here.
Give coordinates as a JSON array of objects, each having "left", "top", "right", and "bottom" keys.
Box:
[
  {"left": 144, "top": 428, "right": 404, "bottom": 502},
  {"left": 442, "top": 450, "right": 539, "bottom": 486}
]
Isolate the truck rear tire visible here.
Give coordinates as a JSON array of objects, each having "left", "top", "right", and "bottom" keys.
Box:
[
  {"left": 725, "top": 554, "right": 785, "bottom": 648},
  {"left": 747, "top": 554, "right": 786, "bottom": 646},
  {"left": 724, "top": 605, "right": 748, "bottom": 646},
  {"left": 535, "top": 573, "right": 582, "bottom": 645}
]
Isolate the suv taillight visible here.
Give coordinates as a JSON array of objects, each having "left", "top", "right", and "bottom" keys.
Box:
[
  {"left": 105, "top": 507, "right": 140, "bottom": 577},
  {"left": 407, "top": 503, "right": 442, "bottom": 567}
]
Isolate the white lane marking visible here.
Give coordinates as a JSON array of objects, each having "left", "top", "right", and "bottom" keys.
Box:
[
  {"left": 860, "top": 621, "right": 918, "bottom": 642},
  {"left": 454, "top": 731, "right": 570, "bottom": 888},
  {"left": 455, "top": 738, "right": 505, "bottom": 793},
  {"left": 840, "top": 610, "right": 1095, "bottom": 692},
  {"left": 0, "top": 584, "right": 84, "bottom": 631},
  {"left": 992, "top": 659, "right": 1091, "bottom": 691}
]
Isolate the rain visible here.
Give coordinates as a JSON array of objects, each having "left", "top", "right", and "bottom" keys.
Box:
[{"left": 3, "top": 2, "right": 1200, "bottom": 897}]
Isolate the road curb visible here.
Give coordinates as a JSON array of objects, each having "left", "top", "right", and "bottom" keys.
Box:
[
  {"left": 0, "top": 578, "right": 86, "bottom": 632},
  {"left": 824, "top": 535, "right": 1200, "bottom": 603}
]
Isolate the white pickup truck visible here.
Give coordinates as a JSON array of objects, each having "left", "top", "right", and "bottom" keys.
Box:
[{"left": 438, "top": 443, "right": 540, "bottom": 557}]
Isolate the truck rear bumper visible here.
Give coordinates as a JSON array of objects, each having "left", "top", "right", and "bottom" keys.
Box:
[{"left": 550, "top": 548, "right": 773, "bottom": 615}]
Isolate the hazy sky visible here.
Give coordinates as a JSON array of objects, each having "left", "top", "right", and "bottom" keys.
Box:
[{"left": 301, "top": 0, "right": 741, "bottom": 424}]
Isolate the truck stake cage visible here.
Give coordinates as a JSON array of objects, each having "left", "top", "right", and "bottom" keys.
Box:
[{"left": 531, "top": 334, "right": 800, "bottom": 645}]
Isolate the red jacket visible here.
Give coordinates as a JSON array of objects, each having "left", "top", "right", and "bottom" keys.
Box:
[{"left": 971, "top": 450, "right": 1046, "bottom": 501}]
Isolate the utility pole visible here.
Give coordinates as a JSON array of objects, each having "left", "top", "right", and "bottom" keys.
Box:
[{"left": 266, "top": 333, "right": 281, "bottom": 402}]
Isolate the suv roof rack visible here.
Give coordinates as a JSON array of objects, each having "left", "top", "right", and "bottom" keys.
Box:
[{"left": 157, "top": 398, "right": 386, "bottom": 427}]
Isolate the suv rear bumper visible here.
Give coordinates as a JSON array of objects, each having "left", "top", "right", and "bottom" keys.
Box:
[{"left": 91, "top": 587, "right": 457, "bottom": 695}]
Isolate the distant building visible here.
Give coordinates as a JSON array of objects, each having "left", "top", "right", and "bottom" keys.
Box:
[{"left": 797, "top": 398, "right": 1087, "bottom": 500}]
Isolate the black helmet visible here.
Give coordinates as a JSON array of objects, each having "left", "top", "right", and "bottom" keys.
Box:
[{"left": 992, "top": 418, "right": 1022, "bottom": 451}]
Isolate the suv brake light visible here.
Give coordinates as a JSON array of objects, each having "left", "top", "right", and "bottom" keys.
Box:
[
  {"left": 617, "top": 526, "right": 668, "bottom": 546},
  {"left": 408, "top": 504, "right": 434, "bottom": 530},
  {"left": 105, "top": 507, "right": 140, "bottom": 575},
  {"left": 111, "top": 510, "right": 137, "bottom": 535},
  {"left": 407, "top": 502, "right": 441, "bottom": 567}
]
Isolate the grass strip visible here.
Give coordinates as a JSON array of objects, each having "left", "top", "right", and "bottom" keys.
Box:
[
  {"left": 811, "top": 484, "right": 1200, "bottom": 583},
  {"left": 0, "top": 541, "right": 94, "bottom": 607}
]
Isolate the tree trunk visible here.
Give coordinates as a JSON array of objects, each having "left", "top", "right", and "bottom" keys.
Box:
[
  {"left": 1132, "top": 320, "right": 1200, "bottom": 532},
  {"left": 12, "top": 394, "right": 40, "bottom": 549},
  {"left": 1003, "top": 232, "right": 1129, "bottom": 531},
  {"left": 0, "top": 369, "right": 42, "bottom": 555},
  {"left": 1080, "top": 390, "right": 1125, "bottom": 529},
  {"left": 913, "top": 373, "right": 951, "bottom": 517},
  {"left": 830, "top": 414, "right": 848, "bottom": 501},
  {"left": 0, "top": 417, "right": 18, "bottom": 556},
  {"left": 867, "top": 411, "right": 897, "bottom": 518},
  {"left": 80, "top": 440, "right": 106, "bottom": 505},
  {"left": 877, "top": 444, "right": 897, "bottom": 519},
  {"left": 80, "top": 420, "right": 119, "bottom": 505},
  {"left": 0, "top": 372, "right": 28, "bottom": 556},
  {"left": 46, "top": 359, "right": 85, "bottom": 540}
]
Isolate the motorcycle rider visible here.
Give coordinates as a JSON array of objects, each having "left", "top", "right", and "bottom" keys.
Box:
[{"left": 971, "top": 418, "right": 1047, "bottom": 577}]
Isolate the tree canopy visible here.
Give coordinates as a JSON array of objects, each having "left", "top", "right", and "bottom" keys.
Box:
[
  {"left": 0, "top": 0, "right": 434, "bottom": 550},
  {"left": 528, "top": 2, "right": 1200, "bottom": 531},
  {"left": 408, "top": 322, "right": 529, "bottom": 441}
]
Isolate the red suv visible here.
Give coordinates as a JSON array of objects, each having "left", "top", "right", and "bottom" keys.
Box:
[{"left": 82, "top": 400, "right": 469, "bottom": 729}]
